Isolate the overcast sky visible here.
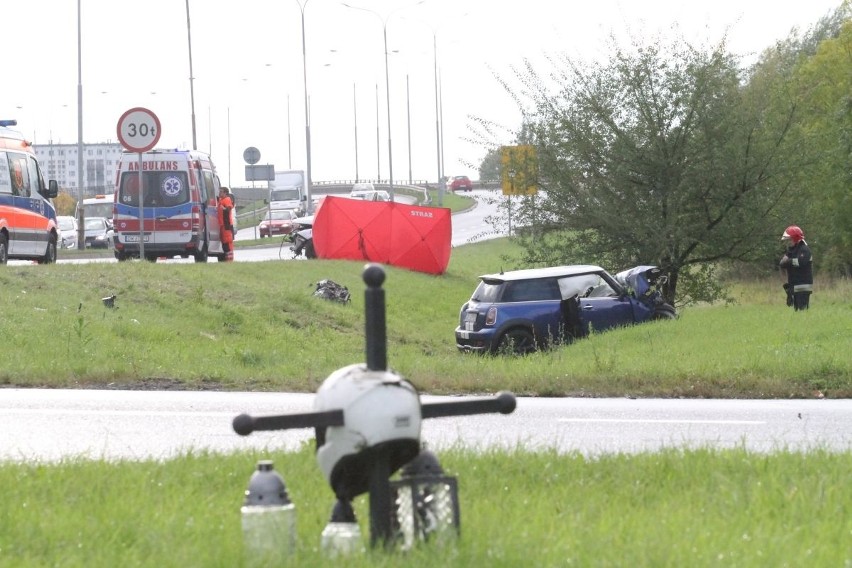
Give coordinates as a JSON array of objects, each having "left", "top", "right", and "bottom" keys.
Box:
[{"left": 2, "top": 0, "right": 842, "bottom": 186}]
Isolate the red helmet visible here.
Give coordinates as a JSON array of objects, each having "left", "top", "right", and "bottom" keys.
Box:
[{"left": 781, "top": 225, "right": 804, "bottom": 244}]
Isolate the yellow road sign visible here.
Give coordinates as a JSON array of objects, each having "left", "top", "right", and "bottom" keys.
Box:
[{"left": 501, "top": 145, "right": 538, "bottom": 196}]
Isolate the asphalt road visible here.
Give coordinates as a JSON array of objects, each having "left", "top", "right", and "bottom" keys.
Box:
[
  {"left": 8, "top": 190, "right": 846, "bottom": 463},
  {"left": 1, "top": 389, "right": 849, "bottom": 462},
  {"left": 31, "top": 189, "right": 504, "bottom": 265}
]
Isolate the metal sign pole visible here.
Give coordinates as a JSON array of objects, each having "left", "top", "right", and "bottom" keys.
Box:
[
  {"left": 138, "top": 152, "right": 145, "bottom": 259},
  {"left": 116, "top": 107, "right": 161, "bottom": 261}
]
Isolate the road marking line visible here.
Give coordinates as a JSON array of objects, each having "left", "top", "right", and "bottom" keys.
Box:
[
  {"left": 0, "top": 408, "right": 236, "bottom": 417},
  {"left": 558, "top": 418, "right": 765, "bottom": 425}
]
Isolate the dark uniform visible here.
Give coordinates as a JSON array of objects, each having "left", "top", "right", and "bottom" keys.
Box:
[{"left": 779, "top": 226, "right": 813, "bottom": 311}]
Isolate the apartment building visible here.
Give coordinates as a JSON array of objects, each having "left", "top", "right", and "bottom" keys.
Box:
[{"left": 32, "top": 142, "right": 124, "bottom": 197}]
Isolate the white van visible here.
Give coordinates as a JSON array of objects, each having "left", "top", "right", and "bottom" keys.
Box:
[{"left": 0, "top": 119, "right": 60, "bottom": 264}]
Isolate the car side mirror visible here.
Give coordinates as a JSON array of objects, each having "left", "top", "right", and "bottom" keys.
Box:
[{"left": 45, "top": 179, "right": 59, "bottom": 199}]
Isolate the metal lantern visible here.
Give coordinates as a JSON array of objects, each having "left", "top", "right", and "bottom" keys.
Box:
[
  {"left": 240, "top": 460, "right": 296, "bottom": 565},
  {"left": 390, "top": 448, "right": 460, "bottom": 550}
]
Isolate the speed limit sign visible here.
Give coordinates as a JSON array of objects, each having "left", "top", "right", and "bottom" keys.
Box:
[{"left": 116, "top": 107, "right": 161, "bottom": 152}]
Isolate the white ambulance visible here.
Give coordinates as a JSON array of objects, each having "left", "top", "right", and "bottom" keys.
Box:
[
  {"left": 0, "top": 119, "right": 60, "bottom": 264},
  {"left": 112, "top": 149, "right": 226, "bottom": 262}
]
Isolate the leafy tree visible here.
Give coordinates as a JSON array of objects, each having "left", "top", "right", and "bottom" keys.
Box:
[
  {"left": 787, "top": 7, "right": 852, "bottom": 275},
  {"left": 53, "top": 191, "right": 77, "bottom": 216},
  {"left": 499, "top": 35, "right": 813, "bottom": 305},
  {"left": 478, "top": 147, "right": 501, "bottom": 181}
]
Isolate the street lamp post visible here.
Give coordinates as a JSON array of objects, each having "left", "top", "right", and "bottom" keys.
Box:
[
  {"left": 343, "top": 3, "right": 423, "bottom": 200},
  {"left": 406, "top": 74, "right": 412, "bottom": 185},
  {"left": 375, "top": 83, "right": 380, "bottom": 181},
  {"left": 322, "top": 52, "right": 361, "bottom": 184},
  {"left": 76, "top": 0, "right": 85, "bottom": 249},
  {"left": 287, "top": 94, "right": 292, "bottom": 169},
  {"left": 432, "top": 30, "right": 444, "bottom": 205},
  {"left": 381, "top": 22, "right": 394, "bottom": 199},
  {"left": 185, "top": 0, "right": 198, "bottom": 150},
  {"left": 353, "top": 83, "right": 359, "bottom": 183},
  {"left": 296, "top": 0, "right": 314, "bottom": 214}
]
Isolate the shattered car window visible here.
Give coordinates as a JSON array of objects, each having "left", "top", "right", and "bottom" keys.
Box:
[{"left": 556, "top": 274, "right": 618, "bottom": 299}]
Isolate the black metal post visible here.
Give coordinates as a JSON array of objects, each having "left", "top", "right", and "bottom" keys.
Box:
[
  {"left": 368, "top": 450, "right": 392, "bottom": 547},
  {"left": 363, "top": 264, "right": 386, "bottom": 371}
]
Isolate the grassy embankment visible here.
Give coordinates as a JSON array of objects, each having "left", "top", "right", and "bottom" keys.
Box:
[
  {"left": 3, "top": 237, "right": 850, "bottom": 397},
  {"left": 1, "top": 236, "right": 850, "bottom": 567}
]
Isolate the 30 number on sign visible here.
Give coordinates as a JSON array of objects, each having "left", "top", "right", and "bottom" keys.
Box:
[
  {"left": 116, "top": 107, "right": 162, "bottom": 152},
  {"left": 125, "top": 121, "right": 156, "bottom": 139}
]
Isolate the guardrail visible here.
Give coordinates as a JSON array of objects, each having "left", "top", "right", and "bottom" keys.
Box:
[
  {"left": 233, "top": 183, "right": 432, "bottom": 225},
  {"left": 230, "top": 179, "right": 503, "bottom": 202}
]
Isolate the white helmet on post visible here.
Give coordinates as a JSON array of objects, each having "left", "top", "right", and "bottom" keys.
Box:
[{"left": 314, "top": 363, "right": 422, "bottom": 500}]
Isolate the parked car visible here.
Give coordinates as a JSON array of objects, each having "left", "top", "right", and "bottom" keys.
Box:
[
  {"left": 83, "top": 217, "right": 114, "bottom": 249},
  {"left": 56, "top": 215, "right": 78, "bottom": 249},
  {"left": 448, "top": 175, "right": 473, "bottom": 192},
  {"left": 350, "top": 182, "right": 375, "bottom": 196},
  {"left": 259, "top": 208, "right": 297, "bottom": 238},
  {"left": 350, "top": 183, "right": 390, "bottom": 202},
  {"left": 455, "top": 265, "right": 676, "bottom": 355}
]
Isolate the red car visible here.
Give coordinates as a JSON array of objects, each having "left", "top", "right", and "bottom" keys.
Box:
[
  {"left": 259, "top": 209, "right": 297, "bottom": 238},
  {"left": 448, "top": 175, "right": 473, "bottom": 192}
]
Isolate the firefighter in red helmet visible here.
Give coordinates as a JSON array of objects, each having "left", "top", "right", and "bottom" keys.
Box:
[{"left": 779, "top": 225, "right": 813, "bottom": 310}]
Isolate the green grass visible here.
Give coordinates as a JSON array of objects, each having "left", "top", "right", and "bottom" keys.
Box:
[
  {"left": 3, "top": 238, "right": 851, "bottom": 566},
  {"left": 1, "top": 445, "right": 849, "bottom": 567},
  {"left": 3, "top": 238, "right": 851, "bottom": 397}
]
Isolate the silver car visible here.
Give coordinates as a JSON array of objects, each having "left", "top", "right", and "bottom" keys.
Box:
[
  {"left": 83, "top": 217, "right": 115, "bottom": 249},
  {"left": 57, "top": 215, "right": 78, "bottom": 249}
]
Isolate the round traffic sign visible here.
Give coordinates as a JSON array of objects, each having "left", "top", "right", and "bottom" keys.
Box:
[
  {"left": 116, "top": 107, "right": 162, "bottom": 152},
  {"left": 243, "top": 146, "right": 261, "bottom": 165}
]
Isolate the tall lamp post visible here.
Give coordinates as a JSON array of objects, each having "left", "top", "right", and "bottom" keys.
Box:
[
  {"left": 343, "top": 3, "right": 423, "bottom": 200},
  {"left": 353, "top": 83, "right": 360, "bottom": 183},
  {"left": 405, "top": 16, "right": 463, "bottom": 206},
  {"left": 185, "top": 0, "right": 198, "bottom": 150},
  {"left": 406, "top": 74, "right": 412, "bottom": 185},
  {"left": 296, "top": 0, "right": 314, "bottom": 214},
  {"left": 323, "top": 52, "right": 360, "bottom": 183},
  {"left": 375, "top": 83, "right": 380, "bottom": 181},
  {"left": 76, "top": 0, "right": 85, "bottom": 249},
  {"left": 287, "top": 94, "right": 292, "bottom": 169},
  {"left": 432, "top": 29, "right": 444, "bottom": 205}
]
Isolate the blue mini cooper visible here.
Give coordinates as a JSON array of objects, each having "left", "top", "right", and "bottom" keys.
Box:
[{"left": 455, "top": 265, "right": 676, "bottom": 355}]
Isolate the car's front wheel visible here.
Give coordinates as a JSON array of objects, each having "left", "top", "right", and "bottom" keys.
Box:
[
  {"left": 494, "top": 328, "right": 537, "bottom": 355},
  {"left": 37, "top": 235, "right": 58, "bottom": 264},
  {"left": 653, "top": 303, "right": 677, "bottom": 320},
  {"left": 0, "top": 232, "right": 8, "bottom": 264},
  {"left": 194, "top": 235, "right": 209, "bottom": 263}
]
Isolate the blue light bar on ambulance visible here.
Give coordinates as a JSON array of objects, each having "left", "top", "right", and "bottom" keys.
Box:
[{"left": 0, "top": 119, "right": 19, "bottom": 127}]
